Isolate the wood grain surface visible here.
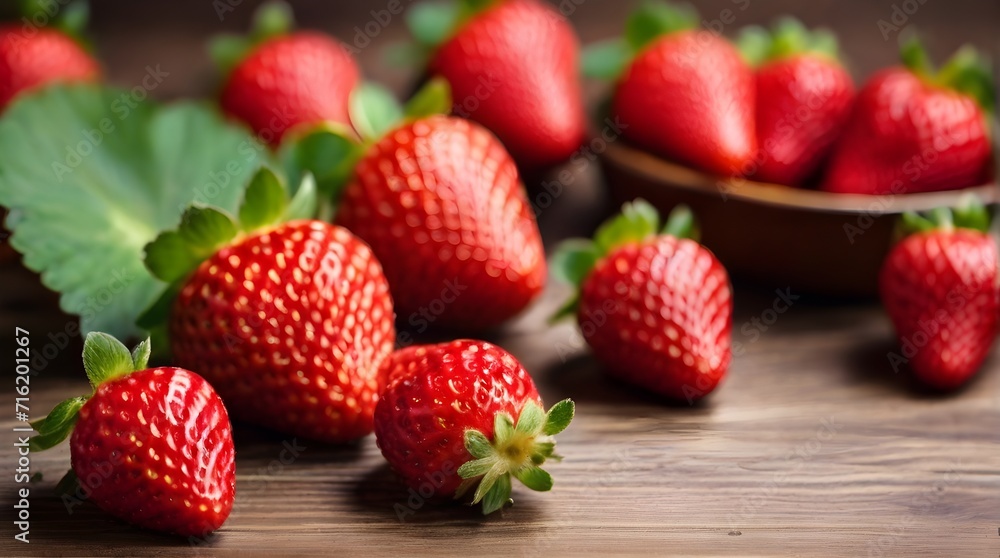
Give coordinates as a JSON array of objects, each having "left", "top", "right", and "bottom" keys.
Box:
[{"left": 2, "top": 1, "right": 999, "bottom": 556}]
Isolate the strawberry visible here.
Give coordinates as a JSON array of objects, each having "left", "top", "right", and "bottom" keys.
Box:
[
  {"left": 140, "top": 168, "right": 395, "bottom": 442},
  {"left": 0, "top": 14, "right": 99, "bottom": 112},
  {"left": 821, "top": 39, "right": 993, "bottom": 195},
  {"left": 213, "top": 2, "right": 359, "bottom": 145},
  {"left": 879, "top": 203, "right": 999, "bottom": 390},
  {"left": 373, "top": 339, "right": 574, "bottom": 515},
  {"left": 31, "top": 333, "right": 235, "bottom": 537},
  {"left": 737, "top": 18, "right": 855, "bottom": 186},
  {"left": 407, "top": 0, "right": 585, "bottom": 168},
  {"left": 333, "top": 82, "right": 546, "bottom": 330},
  {"left": 552, "top": 200, "right": 732, "bottom": 402},
  {"left": 583, "top": 2, "right": 756, "bottom": 176}
]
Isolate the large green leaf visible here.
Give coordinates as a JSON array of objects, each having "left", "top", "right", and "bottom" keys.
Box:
[{"left": 0, "top": 84, "right": 269, "bottom": 339}]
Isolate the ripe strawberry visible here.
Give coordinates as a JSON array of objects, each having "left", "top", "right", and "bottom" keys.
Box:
[
  {"left": 879, "top": 203, "right": 999, "bottom": 390},
  {"left": 335, "top": 114, "right": 546, "bottom": 330},
  {"left": 821, "top": 39, "right": 993, "bottom": 195},
  {"left": 141, "top": 168, "right": 395, "bottom": 442},
  {"left": 553, "top": 200, "right": 732, "bottom": 401},
  {"left": 0, "top": 24, "right": 99, "bottom": 112},
  {"left": 584, "top": 2, "right": 755, "bottom": 175},
  {"left": 214, "top": 2, "right": 359, "bottom": 145},
  {"left": 409, "top": 0, "right": 585, "bottom": 168},
  {"left": 737, "top": 19, "right": 855, "bottom": 186},
  {"left": 31, "top": 333, "right": 235, "bottom": 537},
  {"left": 374, "top": 339, "right": 574, "bottom": 515}
]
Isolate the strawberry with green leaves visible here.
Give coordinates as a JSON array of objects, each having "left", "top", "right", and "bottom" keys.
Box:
[
  {"left": 553, "top": 200, "right": 733, "bottom": 402},
  {"left": 584, "top": 2, "right": 756, "bottom": 176},
  {"left": 212, "top": 2, "right": 360, "bottom": 146},
  {"left": 0, "top": 1, "right": 99, "bottom": 112},
  {"left": 880, "top": 202, "right": 999, "bottom": 390},
  {"left": 822, "top": 38, "right": 994, "bottom": 195},
  {"left": 738, "top": 18, "right": 855, "bottom": 186},
  {"left": 139, "top": 168, "right": 395, "bottom": 442},
  {"left": 32, "top": 333, "right": 235, "bottom": 537},
  {"left": 374, "top": 339, "right": 574, "bottom": 515},
  {"left": 405, "top": 0, "right": 585, "bottom": 168},
  {"left": 306, "top": 79, "right": 546, "bottom": 331}
]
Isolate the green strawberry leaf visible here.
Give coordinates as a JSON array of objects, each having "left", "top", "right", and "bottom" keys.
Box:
[
  {"left": 281, "top": 124, "right": 364, "bottom": 217},
  {"left": 406, "top": 1, "right": 461, "bottom": 48},
  {"left": 581, "top": 39, "right": 633, "bottom": 80},
  {"left": 130, "top": 337, "right": 151, "bottom": 370},
  {"left": 480, "top": 472, "right": 512, "bottom": 515},
  {"left": 738, "top": 18, "right": 842, "bottom": 67},
  {"left": 82, "top": 332, "right": 136, "bottom": 388},
  {"left": 662, "top": 204, "right": 699, "bottom": 241},
  {"left": 937, "top": 45, "right": 995, "bottom": 114},
  {"left": 349, "top": 82, "right": 404, "bottom": 142},
  {"left": 145, "top": 206, "right": 240, "bottom": 284},
  {"left": 285, "top": 173, "right": 319, "bottom": 221},
  {"left": 736, "top": 25, "right": 772, "bottom": 67},
  {"left": 513, "top": 465, "right": 553, "bottom": 492},
  {"left": 0, "top": 85, "right": 268, "bottom": 340},
  {"left": 210, "top": 1, "right": 293, "bottom": 75},
  {"left": 594, "top": 198, "right": 660, "bottom": 254},
  {"left": 551, "top": 240, "right": 601, "bottom": 288},
  {"left": 404, "top": 77, "right": 453, "bottom": 119},
  {"left": 250, "top": 1, "right": 294, "bottom": 42},
  {"left": 514, "top": 401, "right": 545, "bottom": 436},
  {"left": 543, "top": 399, "right": 575, "bottom": 436},
  {"left": 239, "top": 167, "right": 288, "bottom": 230},
  {"left": 625, "top": 1, "right": 698, "bottom": 52},
  {"left": 29, "top": 396, "right": 86, "bottom": 452}
]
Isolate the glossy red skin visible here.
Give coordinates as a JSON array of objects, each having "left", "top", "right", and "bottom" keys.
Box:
[
  {"left": 374, "top": 340, "right": 541, "bottom": 497},
  {"left": 430, "top": 0, "right": 585, "bottom": 168},
  {"left": 879, "top": 230, "right": 999, "bottom": 390},
  {"left": 822, "top": 67, "right": 991, "bottom": 195},
  {"left": 70, "top": 368, "right": 235, "bottom": 537},
  {"left": 336, "top": 116, "right": 546, "bottom": 330},
  {"left": 220, "top": 32, "right": 359, "bottom": 146},
  {"left": 579, "top": 236, "right": 732, "bottom": 401},
  {"left": 0, "top": 25, "right": 98, "bottom": 112},
  {"left": 753, "top": 54, "right": 855, "bottom": 186},
  {"left": 613, "top": 30, "right": 756, "bottom": 176},
  {"left": 170, "top": 221, "right": 395, "bottom": 442}
]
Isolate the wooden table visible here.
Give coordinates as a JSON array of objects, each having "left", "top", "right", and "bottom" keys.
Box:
[{"left": 3, "top": 1, "right": 999, "bottom": 556}]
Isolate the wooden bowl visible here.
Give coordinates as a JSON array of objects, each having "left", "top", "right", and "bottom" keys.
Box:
[{"left": 599, "top": 141, "right": 998, "bottom": 297}]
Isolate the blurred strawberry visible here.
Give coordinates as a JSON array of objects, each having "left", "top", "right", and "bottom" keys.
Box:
[
  {"left": 552, "top": 200, "right": 733, "bottom": 402},
  {"left": 0, "top": 1, "right": 99, "bottom": 112},
  {"left": 737, "top": 18, "right": 855, "bottom": 186},
  {"left": 880, "top": 202, "right": 999, "bottom": 390},
  {"left": 583, "top": 1, "right": 756, "bottom": 176},
  {"left": 213, "top": 1, "right": 360, "bottom": 146},
  {"left": 822, "top": 38, "right": 993, "bottom": 195},
  {"left": 406, "top": 0, "right": 585, "bottom": 168}
]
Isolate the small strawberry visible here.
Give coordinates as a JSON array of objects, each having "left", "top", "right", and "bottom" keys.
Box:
[
  {"left": 213, "top": 2, "right": 360, "bottom": 145},
  {"left": 821, "top": 38, "right": 994, "bottom": 195},
  {"left": 140, "top": 168, "right": 395, "bottom": 442},
  {"left": 583, "top": 1, "right": 756, "bottom": 175},
  {"left": 552, "top": 200, "right": 733, "bottom": 402},
  {"left": 879, "top": 202, "right": 999, "bottom": 390},
  {"left": 0, "top": 2, "right": 99, "bottom": 112},
  {"left": 737, "top": 18, "right": 855, "bottom": 186},
  {"left": 374, "top": 339, "right": 574, "bottom": 514},
  {"left": 331, "top": 80, "right": 546, "bottom": 330},
  {"left": 406, "top": 0, "right": 585, "bottom": 168},
  {"left": 31, "top": 333, "right": 235, "bottom": 537}
]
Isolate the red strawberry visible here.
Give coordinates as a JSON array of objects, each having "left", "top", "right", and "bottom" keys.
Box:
[
  {"left": 553, "top": 200, "right": 732, "bottom": 401},
  {"left": 879, "top": 204, "right": 999, "bottom": 390},
  {"left": 587, "top": 2, "right": 755, "bottom": 175},
  {"left": 737, "top": 19, "right": 855, "bottom": 186},
  {"left": 335, "top": 114, "right": 546, "bottom": 330},
  {"left": 214, "top": 3, "right": 359, "bottom": 145},
  {"left": 821, "top": 39, "right": 993, "bottom": 195},
  {"left": 142, "top": 169, "right": 395, "bottom": 442},
  {"left": 0, "top": 24, "right": 99, "bottom": 112},
  {"left": 412, "top": 0, "right": 585, "bottom": 168},
  {"left": 373, "top": 339, "right": 574, "bottom": 514},
  {"left": 31, "top": 333, "right": 235, "bottom": 537}
]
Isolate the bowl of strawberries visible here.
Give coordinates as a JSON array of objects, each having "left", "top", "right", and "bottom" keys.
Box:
[{"left": 588, "top": 5, "right": 996, "bottom": 296}]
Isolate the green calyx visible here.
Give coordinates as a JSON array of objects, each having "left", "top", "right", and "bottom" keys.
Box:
[
  {"left": 901, "top": 35, "right": 995, "bottom": 113},
  {"left": 737, "top": 17, "right": 841, "bottom": 68},
  {"left": 457, "top": 399, "right": 575, "bottom": 515},
  {"left": 138, "top": 166, "right": 316, "bottom": 330},
  {"left": 347, "top": 77, "right": 453, "bottom": 143},
  {"left": 19, "top": 0, "right": 93, "bottom": 48},
  {"left": 895, "top": 195, "right": 991, "bottom": 241},
  {"left": 209, "top": 0, "right": 294, "bottom": 76},
  {"left": 582, "top": 1, "right": 698, "bottom": 80},
  {"left": 550, "top": 199, "right": 698, "bottom": 320},
  {"left": 406, "top": 0, "right": 498, "bottom": 52},
  {"left": 30, "top": 333, "right": 151, "bottom": 452}
]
